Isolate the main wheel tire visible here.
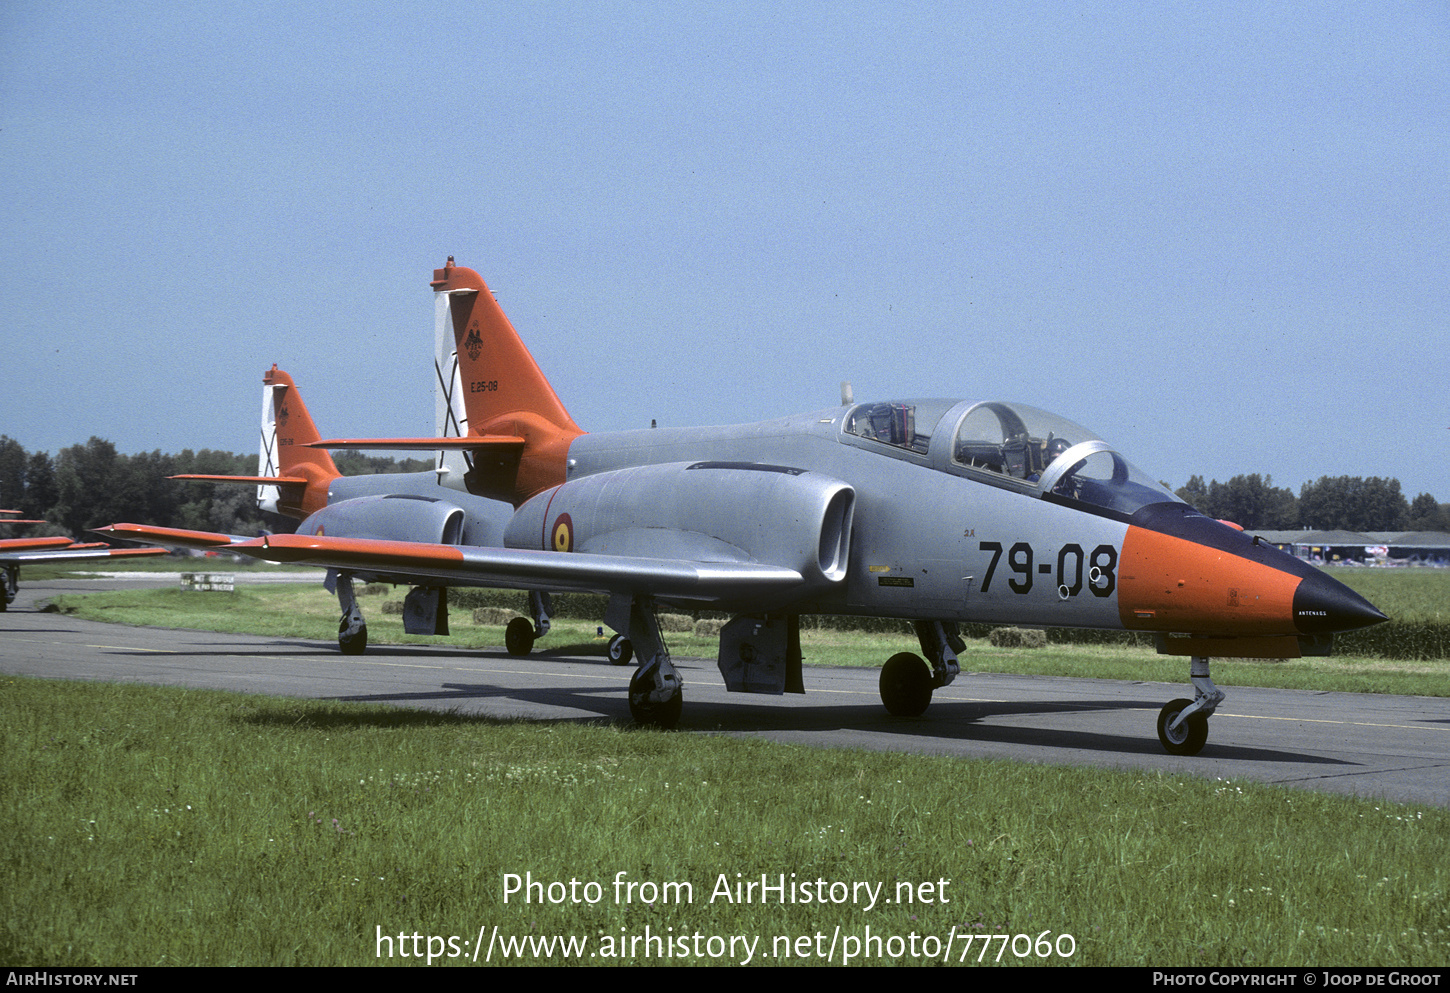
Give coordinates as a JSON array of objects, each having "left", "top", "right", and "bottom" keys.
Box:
[
  {"left": 1157, "top": 698, "right": 1209, "bottom": 756},
  {"left": 505, "top": 617, "right": 535, "bottom": 656},
  {"left": 339, "top": 624, "right": 368, "bottom": 656},
  {"left": 607, "top": 634, "right": 634, "bottom": 666},
  {"left": 628, "top": 666, "right": 682, "bottom": 728},
  {"left": 880, "top": 651, "right": 933, "bottom": 717}
]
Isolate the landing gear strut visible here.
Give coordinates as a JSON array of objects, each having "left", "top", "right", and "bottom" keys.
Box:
[
  {"left": 1156, "top": 656, "right": 1223, "bottom": 756},
  {"left": 607, "top": 594, "right": 682, "bottom": 727},
  {"left": 332, "top": 571, "right": 367, "bottom": 655},
  {"left": 1, "top": 565, "right": 16, "bottom": 612}
]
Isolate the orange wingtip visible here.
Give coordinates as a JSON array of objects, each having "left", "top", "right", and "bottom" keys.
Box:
[
  {"left": 239, "top": 533, "right": 467, "bottom": 567},
  {"left": 307, "top": 436, "right": 526, "bottom": 450},
  {"left": 0, "top": 518, "right": 47, "bottom": 525},
  {"left": 104, "top": 547, "right": 171, "bottom": 557},
  {"left": 97, "top": 524, "right": 237, "bottom": 547},
  {"left": 170, "top": 474, "right": 310, "bottom": 485}
]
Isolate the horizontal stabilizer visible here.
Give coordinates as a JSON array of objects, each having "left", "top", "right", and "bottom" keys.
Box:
[
  {"left": 307, "top": 435, "right": 526, "bottom": 451},
  {"left": 171, "top": 474, "right": 311, "bottom": 486},
  {"left": 94, "top": 524, "right": 253, "bottom": 550}
]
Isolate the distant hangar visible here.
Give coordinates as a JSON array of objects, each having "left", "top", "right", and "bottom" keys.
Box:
[{"left": 1253, "top": 530, "right": 1450, "bottom": 566}]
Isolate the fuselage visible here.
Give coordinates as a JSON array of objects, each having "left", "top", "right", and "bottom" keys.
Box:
[
  {"left": 299, "top": 395, "right": 1383, "bottom": 650},
  {"left": 535, "top": 398, "right": 1384, "bottom": 643}
]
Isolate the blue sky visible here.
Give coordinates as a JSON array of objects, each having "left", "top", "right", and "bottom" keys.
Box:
[{"left": 2, "top": 2, "right": 1447, "bottom": 501}]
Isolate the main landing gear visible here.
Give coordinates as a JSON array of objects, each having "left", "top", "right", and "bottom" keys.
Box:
[
  {"left": 505, "top": 591, "right": 555, "bottom": 656},
  {"left": 1156, "top": 656, "right": 1223, "bottom": 756},
  {"left": 878, "top": 620, "right": 964, "bottom": 717},
  {"left": 1, "top": 564, "right": 17, "bottom": 612},
  {"left": 333, "top": 571, "right": 368, "bottom": 655},
  {"left": 606, "top": 594, "right": 682, "bottom": 728}
]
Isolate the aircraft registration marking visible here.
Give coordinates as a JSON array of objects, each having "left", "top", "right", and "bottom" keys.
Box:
[{"left": 979, "top": 541, "right": 1117, "bottom": 597}]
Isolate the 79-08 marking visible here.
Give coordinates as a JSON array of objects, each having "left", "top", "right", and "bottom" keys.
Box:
[{"left": 978, "top": 540, "right": 1117, "bottom": 598}]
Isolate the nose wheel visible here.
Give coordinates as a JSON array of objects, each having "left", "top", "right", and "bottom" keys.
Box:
[
  {"left": 1157, "top": 698, "right": 1209, "bottom": 755},
  {"left": 1156, "top": 656, "right": 1223, "bottom": 756}
]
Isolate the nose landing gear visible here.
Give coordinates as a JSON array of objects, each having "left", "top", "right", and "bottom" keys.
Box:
[{"left": 1156, "top": 656, "right": 1223, "bottom": 756}]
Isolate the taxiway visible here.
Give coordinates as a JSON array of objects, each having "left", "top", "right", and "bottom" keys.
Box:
[{"left": 3, "top": 578, "right": 1446, "bottom": 808}]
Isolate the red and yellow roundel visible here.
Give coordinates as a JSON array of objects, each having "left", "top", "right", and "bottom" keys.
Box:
[{"left": 551, "top": 513, "right": 573, "bottom": 553}]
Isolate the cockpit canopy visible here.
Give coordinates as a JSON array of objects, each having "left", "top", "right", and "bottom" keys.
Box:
[{"left": 843, "top": 398, "right": 1181, "bottom": 517}]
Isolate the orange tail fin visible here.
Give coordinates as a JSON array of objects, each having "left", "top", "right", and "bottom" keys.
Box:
[
  {"left": 258, "top": 366, "right": 339, "bottom": 518},
  {"left": 430, "top": 258, "right": 583, "bottom": 505},
  {"left": 170, "top": 366, "right": 338, "bottom": 519}
]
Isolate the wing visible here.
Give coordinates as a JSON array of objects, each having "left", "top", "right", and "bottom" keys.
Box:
[
  {"left": 0, "top": 536, "right": 79, "bottom": 553},
  {"left": 0, "top": 540, "right": 168, "bottom": 564},
  {"left": 97, "top": 525, "right": 805, "bottom": 602}
]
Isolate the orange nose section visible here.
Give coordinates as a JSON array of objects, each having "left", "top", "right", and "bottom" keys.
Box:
[
  {"left": 1117, "top": 519, "right": 1386, "bottom": 637},
  {"left": 1117, "top": 526, "right": 1301, "bottom": 635}
]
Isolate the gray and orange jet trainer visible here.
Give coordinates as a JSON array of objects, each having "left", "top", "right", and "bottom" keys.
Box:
[{"left": 103, "top": 258, "right": 1386, "bottom": 755}]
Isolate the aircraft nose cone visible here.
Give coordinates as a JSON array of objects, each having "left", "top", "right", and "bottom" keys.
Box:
[{"left": 1293, "top": 571, "right": 1388, "bottom": 634}]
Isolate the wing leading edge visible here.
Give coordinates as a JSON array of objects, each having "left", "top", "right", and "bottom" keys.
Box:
[{"left": 97, "top": 525, "right": 805, "bottom": 602}]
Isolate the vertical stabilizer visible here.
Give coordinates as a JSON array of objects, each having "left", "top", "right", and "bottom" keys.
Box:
[
  {"left": 430, "top": 258, "right": 583, "bottom": 504},
  {"left": 433, "top": 292, "right": 471, "bottom": 495},
  {"left": 260, "top": 366, "right": 339, "bottom": 518}
]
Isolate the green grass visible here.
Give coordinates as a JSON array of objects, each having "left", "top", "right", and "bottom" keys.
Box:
[
  {"left": 1324, "top": 567, "right": 1450, "bottom": 624},
  {"left": 50, "top": 583, "right": 1450, "bottom": 697},
  {"left": 2, "top": 676, "right": 1446, "bottom": 967}
]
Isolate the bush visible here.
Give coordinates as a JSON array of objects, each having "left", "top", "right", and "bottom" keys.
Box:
[
  {"left": 472, "top": 607, "right": 522, "bottom": 625},
  {"left": 381, "top": 601, "right": 405, "bottom": 615},
  {"left": 693, "top": 618, "right": 726, "bottom": 638},
  {"left": 989, "top": 627, "right": 1047, "bottom": 649},
  {"left": 657, "top": 613, "right": 695, "bottom": 633}
]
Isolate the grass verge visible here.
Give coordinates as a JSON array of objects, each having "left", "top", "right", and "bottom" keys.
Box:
[{"left": 1, "top": 676, "right": 1446, "bottom": 967}]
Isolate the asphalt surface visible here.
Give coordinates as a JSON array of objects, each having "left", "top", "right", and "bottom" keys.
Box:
[{"left": 4, "top": 577, "right": 1448, "bottom": 809}]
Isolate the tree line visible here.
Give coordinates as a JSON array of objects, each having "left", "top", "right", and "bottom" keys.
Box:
[
  {"left": 1173, "top": 474, "right": 1448, "bottom": 533},
  {"left": 2, "top": 434, "right": 1446, "bottom": 539},
  {"left": 0, "top": 436, "right": 431, "bottom": 540}
]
